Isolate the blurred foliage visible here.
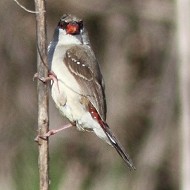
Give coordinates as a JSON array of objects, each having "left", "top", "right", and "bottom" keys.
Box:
[{"left": 0, "top": 0, "right": 179, "bottom": 190}]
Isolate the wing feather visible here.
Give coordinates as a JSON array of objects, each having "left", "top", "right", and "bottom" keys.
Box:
[{"left": 64, "top": 45, "right": 107, "bottom": 121}]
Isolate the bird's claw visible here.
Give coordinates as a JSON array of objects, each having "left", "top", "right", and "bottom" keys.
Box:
[
  {"left": 33, "top": 71, "right": 58, "bottom": 86},
  {"left": 33, "top": 73, "right": 47, "bottom": 83},
  {"left": 34, "top": 135, "right": 48, "bottom": 145},
  {"left": 34, "top": 130, "right": 56, "bottom": 144}
]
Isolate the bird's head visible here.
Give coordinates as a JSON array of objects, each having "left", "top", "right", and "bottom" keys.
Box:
[
  {"left": 58, "top": 14, "right": 83, "bottom": 35},
  {"left": 53, "top": 14, "right": 90, "bottom": 45}
]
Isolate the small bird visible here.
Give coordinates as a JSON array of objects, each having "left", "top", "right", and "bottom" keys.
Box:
[{"left": 47, "top": 14, "right": 135, "bottom": 169}]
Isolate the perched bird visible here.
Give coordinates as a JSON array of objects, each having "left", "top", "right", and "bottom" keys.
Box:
[{"left": 47, "top": 14, "right": 135, "bottom": 169}]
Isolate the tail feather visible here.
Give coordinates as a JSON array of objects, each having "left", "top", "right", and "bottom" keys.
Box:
[
  {"left": 103, "top": 124, "right": 136, "bottom": 170},
  {"left": 88, "top": 102, "right": 135, "bottom": 169}
]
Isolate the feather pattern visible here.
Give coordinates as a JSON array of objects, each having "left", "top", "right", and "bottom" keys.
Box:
[
  {"left": 48, "top": 14, "right": 135, "bottom": 169},
  {"left": 88, "top": 102, "right": 136, "bottom": 169},
  {"left": 64, "top": 45, "right": 107, "bottom": 121}
]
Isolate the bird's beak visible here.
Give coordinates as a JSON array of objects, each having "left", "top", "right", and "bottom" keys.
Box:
[{"left": 66, "top": 23, "right": 80, "bottom": 35}]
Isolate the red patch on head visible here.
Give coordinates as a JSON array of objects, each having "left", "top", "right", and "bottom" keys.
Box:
[{"left": 66, "top": 23, "right": 80, "bottom": 34}]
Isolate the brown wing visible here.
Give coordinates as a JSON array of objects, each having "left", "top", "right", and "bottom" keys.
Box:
[{"left": 64, "top": 45, "right": 107, "bottom": 121}]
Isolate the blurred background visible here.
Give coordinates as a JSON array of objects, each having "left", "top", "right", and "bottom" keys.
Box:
[{"left": 1, "top": 0, "right": 190, "bottom": 190}]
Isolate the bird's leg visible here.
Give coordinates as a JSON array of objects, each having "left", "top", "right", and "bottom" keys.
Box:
[
  {"left": 43, "top": 123, "right": 73, "bottom": 138},
  {"left": 35, "top": 123, "right": 73, "bottom": 142}
]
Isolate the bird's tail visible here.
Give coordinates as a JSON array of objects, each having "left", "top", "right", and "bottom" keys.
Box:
[
  {"left": 88, "top": 102, "right": 135, "bottom": 169},
  {"left": 102, "top": 123, "right": 136, "bottom": 170}
]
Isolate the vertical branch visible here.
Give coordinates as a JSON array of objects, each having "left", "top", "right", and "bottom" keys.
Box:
[
  {"left": 34, "top": 0, "right": 49, "bottom": 190},
  {"left": 176, "top": 1, "right": 190, "bottom": 190}
]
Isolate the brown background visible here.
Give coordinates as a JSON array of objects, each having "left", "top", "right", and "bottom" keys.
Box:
[{"left": 0, "top": 1, "right": 181, "bottom": 190}]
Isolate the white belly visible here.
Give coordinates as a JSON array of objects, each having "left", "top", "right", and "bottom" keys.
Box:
[
  {"left": 51, "top": 80, "right": 109, "bottom": 143},
  {"left": 49, "top": 43, "right": 109, "bottom": 143}
]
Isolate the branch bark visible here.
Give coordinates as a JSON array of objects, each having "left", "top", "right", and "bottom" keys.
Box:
[{"left": 34, "top": 1, "right": 49, "bottom": 190}]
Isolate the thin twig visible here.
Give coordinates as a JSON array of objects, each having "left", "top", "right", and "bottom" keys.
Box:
[
  {"left": 34, "top": 0, "right": 49, "bottom": 189},
  {"left": 37, "top": 44, "right": 49, "bottom": 69},
  {"left": 13, "top": 0, "right": 44, "bottom": 14}
]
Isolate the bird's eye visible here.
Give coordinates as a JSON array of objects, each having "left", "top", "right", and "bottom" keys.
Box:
[
  {"left": 78, "top": 21, "right": 83, "bottom": 29},
  {"left": 58, "top": 21, "right": 68, "bottom": 29}
]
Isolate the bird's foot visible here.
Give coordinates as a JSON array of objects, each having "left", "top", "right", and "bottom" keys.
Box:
[
  {"left": 33, "top": 71, "right": 60, "bottom": 92},
  {"left": 33, "top": 71, "right": 57, "bottom": 83},
  {"left": 33, "top": 73, "right": 51, "bottom": 83}
]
